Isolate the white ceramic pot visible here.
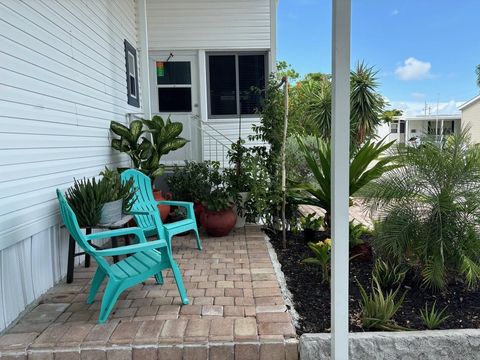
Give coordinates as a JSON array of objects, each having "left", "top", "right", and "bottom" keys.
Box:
[
  {"left": 234, "top": 192, "right": 249, "bottom": 228},
  {"left": 100, "top": 199, "right": 123, "bottom": 224}
]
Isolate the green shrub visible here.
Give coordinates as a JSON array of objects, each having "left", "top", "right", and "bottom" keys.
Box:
[
  {"left": 285, "top": 136, "right": 318, "bottom": 184},
  {"left": 372, "top": 259, "right": 407, "bottom": 290},
  {"left": 349, "top": 220, "right": 370, "bottom": 247},
  {"left": 302, "top": 239, "right": 332, "bottom": 283},
  {"left": 166, "top": 161, "right": 216, "bottom": 203},
  {"left": 357, "top": 278, "right": 407, "bottom": 331},
  {"left": 420, "top": 301, "right": 449, "bottom": 329},
  {"left": 291, "top": 136, "right": 396, "bottom": 231},
  {"left": 364, "top": 131, "right": 480, "bottom": 290},
  {"left": 300, "top": 213, "right": 324, "bottom": 231}
]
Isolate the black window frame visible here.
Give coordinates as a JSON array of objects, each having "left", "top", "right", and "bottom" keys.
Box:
[
  {"left": 207, "top": 52, "right": 268, "bottom": 119},
  {"left": 124, "top": 40, "right": 140, "bottom": 108}
]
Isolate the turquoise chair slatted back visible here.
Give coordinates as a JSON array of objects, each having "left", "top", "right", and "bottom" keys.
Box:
[
  {"left": 120, "top": 169, "right": 166, "bottom": 239},
  {"left": 56, "top": 189, "right": 110, "bottom": 270},
  {"left": 56, "top": 189, "right": 96, "bottom": 253}
]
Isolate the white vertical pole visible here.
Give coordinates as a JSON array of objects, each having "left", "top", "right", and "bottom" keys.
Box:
[
  {"left": 137, "top": 0, "right": 151, "bottom": 119},
  {"left": 331, "top": 0, "right": 351, "bottom": 359}
]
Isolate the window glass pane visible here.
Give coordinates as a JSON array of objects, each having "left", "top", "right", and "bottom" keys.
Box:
[
  {"left": 209, "top": 55, "right": 237, "bottom": 115},
  {"left": 239, "top": 55, "right": 265, "bottom": 114},
  {"left": 128, "top": 53, "right": 135, "bottom": 75},
  {"left": 157, "top": 62, "right": 191, "bottom": 85},
  {"left": 129, "top": 76, "right": 136, "bottom": 97},
  {"left": 158, "top": 88, "right": 192, "bottom": 112}
]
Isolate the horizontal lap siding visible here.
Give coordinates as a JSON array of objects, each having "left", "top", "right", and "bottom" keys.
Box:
[
  {"left": 0, "top": 0, "right": 139, "bottom": 331},
  {"left": 147, "top": 0, "right": 271, "bottom": 50},
  {"left": 462, "top": 101, "right": 480, "bottom": 143}
]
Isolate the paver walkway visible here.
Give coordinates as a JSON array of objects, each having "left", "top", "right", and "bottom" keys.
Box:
[{"left": 0, "top": 226, "right": 298, "bottom": 359}]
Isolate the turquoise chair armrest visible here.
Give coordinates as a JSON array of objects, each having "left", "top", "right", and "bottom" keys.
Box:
[
  {"left": 85, "top": 227, "right": 146, "bottom": 243},
  {"left": 95, "top": 239, "right": 167, "bottom": 257},
  {"left": 157, "top": 200, "right": 193, "bottom": 207},
  {"left": 157, "top": 200, "right": 195, "bottom": 218},
  {"left": 125, "top": 209, "right": 152, "bottom": 215}
]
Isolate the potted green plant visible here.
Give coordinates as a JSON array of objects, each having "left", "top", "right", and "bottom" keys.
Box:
[
  {"left": 110, "top": 115, "right": 188, "bottom": 221},
  {"left": 65, "top": 170, "right": 135, "bottom": 227},
  {"left": 166, "top": 161, "right": 216, "bottom": 225},
  {"left": 199, "top": 162, "right": 237, "bottom": 237},
  {"left": 98, "top": 168, "right": 136, "bottom": 224},
  {"left": 65, "top": 177, "right": 104, "bottom": 228},
  {"left": 225, "top": 140, "right": 251, "bottom": 228},
  {"left": 200, "top": 188, "right": 237, "bottom": 237}
]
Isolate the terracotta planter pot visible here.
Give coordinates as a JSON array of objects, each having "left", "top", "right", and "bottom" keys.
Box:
[
  {"left": 201, "top": 207, "right": 237, "bottom": 237},
  {"left": 153, "top": 190, "right": 171, "bottom": 222}
]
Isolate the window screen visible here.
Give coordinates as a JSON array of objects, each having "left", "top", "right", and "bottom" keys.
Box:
[
  {"left": 209, "top": 55, "right": 237, "bottom": 116},
  {"left": 208, "top": 53, "right": 266, "bottom": 117},
  {"left": 238, "top": 55, "right": 265, "bottom": 114}
]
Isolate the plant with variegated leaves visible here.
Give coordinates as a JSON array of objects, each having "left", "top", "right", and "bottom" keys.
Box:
[{"left": 110, "top": 115, "right": 188, "bottom": 180}]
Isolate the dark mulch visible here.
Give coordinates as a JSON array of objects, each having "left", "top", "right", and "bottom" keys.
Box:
[{"left": 267, "top": 229, "right": 480, "bottom": 334}]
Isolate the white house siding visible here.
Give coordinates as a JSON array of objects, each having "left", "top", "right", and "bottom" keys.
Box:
[
  {"left": 0, "top": 0, "right": 140, "bottom": 331},
  {"left": 461, "top": 99, "right": 480, "bottom": 143},
  {"left": 146, "top": 0, "right": 271, "bottom": 50},
  {"left": 146, "top": 0, "right": 274, "bottom": 165}
]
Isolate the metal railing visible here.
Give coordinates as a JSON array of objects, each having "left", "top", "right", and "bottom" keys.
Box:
[
  {"left": 190, "top": 115, "right": 232, "bottom": 168},
  {"left": 125, "top": 113, "right": 233, "bottom": 168}
]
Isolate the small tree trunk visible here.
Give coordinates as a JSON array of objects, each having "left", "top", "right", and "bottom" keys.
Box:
[{"left": 281, "top": 76, "right": 289, "bottom": 249}]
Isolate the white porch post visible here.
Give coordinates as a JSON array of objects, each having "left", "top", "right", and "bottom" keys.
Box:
[
  {"left": 331, "top": 0, "right": 351, "bottom": 359},
  {"left": 137, "top": 0, "right": 152, "bottom": 119}
]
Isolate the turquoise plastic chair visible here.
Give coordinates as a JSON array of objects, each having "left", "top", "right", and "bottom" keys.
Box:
[
  {"left": 56, "top": 189, "right": 188, "bottom": 323},
  {"left": 120, "top": 169, "right": 202, "bottom": 251}
]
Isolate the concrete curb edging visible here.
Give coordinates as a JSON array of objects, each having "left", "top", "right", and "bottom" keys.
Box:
[
  {"left": 300, "top": 329, "right": 480, "bottom": 360},
  {"left": 264, "top": 235, "right": 301, "bottom": 327}
]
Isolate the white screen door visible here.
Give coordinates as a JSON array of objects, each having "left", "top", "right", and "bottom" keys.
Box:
[{"left": 151, "top": 53, "right": 201, "bottom": 165}]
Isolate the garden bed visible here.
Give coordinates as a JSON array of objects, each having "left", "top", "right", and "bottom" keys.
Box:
[{"left": 267, "top": 229, "right": 480, "bottom": 334}]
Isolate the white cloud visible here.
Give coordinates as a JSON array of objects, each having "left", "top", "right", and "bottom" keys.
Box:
[
  {"left": 411, "top": 92, "right": 426, "bottom": 100},
  {"left": 388, "top": 100, "right": 464, "bottom": 116},
  {"left": 395, "top": 57, "right": 432, "bottom": 81},
  {"left": 391, "top": 9, "right": 400, "bottom": 16}
]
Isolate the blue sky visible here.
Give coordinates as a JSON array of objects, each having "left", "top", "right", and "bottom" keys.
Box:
[{"left": 277, "top": 0, "right": 480, "bottom": 115}]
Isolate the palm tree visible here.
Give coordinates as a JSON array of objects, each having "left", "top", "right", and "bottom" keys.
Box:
[
  {"left": 363, "top": 131, "right": 480, "bottom": 291},
  {"left": 296, "top": 63, "right": 386, "bottom": 145}
]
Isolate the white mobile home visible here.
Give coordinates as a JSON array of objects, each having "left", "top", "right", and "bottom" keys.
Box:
[
  {"left": 0, "top": 0, "right": 277, "bottom": 332},
  {"left": 459, "top": 95, "right": 480, "bottom": 143},
  {"left": 385, "top": 114, "right": 462, "bottom": 145}
]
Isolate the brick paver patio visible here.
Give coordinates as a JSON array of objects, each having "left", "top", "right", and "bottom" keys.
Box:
[{"left": 0, "top": 226, "right": 298, "bottom": 359}]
